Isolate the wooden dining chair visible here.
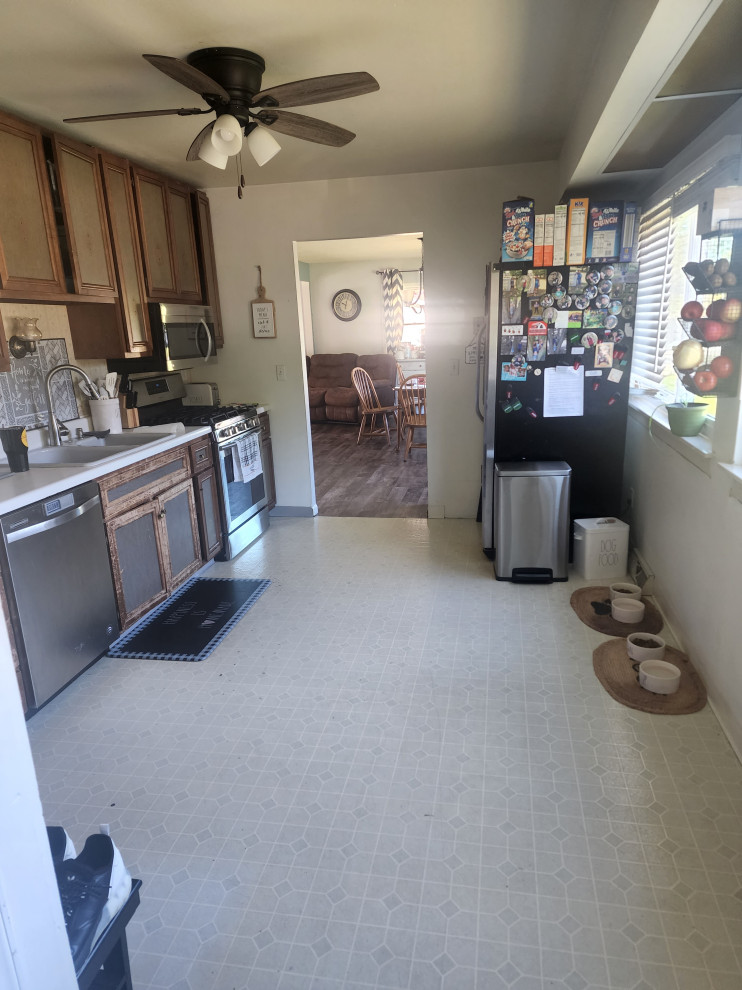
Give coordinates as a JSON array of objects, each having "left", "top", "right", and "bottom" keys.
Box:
[
  {"left": 398, "top": 379, "right": 426, "bottom": 461},
  {"left": 351, "top": 367, "right": 397, "bottom": 445}
]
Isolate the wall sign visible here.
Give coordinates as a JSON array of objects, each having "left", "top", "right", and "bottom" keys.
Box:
[{"left": 252, "top": 265, "right": 277, "bottom": 338}]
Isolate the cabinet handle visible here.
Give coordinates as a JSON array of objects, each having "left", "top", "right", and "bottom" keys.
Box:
[{"left": 159, "top": 508, "right": 166, "bottom": 518}]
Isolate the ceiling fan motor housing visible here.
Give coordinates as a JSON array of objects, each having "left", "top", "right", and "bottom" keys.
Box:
[{"left": 186, "top": 47, "right": 267, "bottom": 125}]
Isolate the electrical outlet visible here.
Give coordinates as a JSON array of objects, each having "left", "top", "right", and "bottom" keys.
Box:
[
  {"left": 276, "top": 364, "right": 287, "bottom": 381},
  {"left": 449, "top": 358, "right": 460, "bottom": 376}
]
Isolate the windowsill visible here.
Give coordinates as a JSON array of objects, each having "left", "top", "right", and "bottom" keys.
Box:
[
  {"left": 628, "top": 393, "right": 713, "bottom": 474},
  {"left": 718, "top": 461, "right": 742, "bottom": 503}
]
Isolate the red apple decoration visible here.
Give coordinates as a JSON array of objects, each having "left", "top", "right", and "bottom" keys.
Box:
[
  {"left": 706, "top": 299, "right": 726, "bottom": 320},
  {"left": 695, "top": 319, "right": 727, "bottom": 342},
  {"left": 710, "top": 355, "right": 735, "bottom": 379},
  {"left": 681, "top": 299, "right": 704, "bottom": 321},
  {"left": 693, "top": 368, "right": 718, "bottom": 392},
  {"left": 719, "top": 298, "right": 742, "bottom": 323}
]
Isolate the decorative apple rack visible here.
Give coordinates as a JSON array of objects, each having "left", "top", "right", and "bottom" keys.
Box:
[{"left": 674, "top": 226, "right": 742, "bottom": 398}]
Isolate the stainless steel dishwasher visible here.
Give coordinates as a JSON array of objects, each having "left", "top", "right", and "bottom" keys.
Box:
[{"left": 1, "top": 481, "right": 119, "bottom": 709}]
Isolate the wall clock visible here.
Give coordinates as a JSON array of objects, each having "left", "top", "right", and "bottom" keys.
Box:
[{"left": 332, "top": 289, "right": 362, "bottom": 321}]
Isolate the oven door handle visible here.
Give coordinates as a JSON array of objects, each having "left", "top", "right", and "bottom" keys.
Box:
[{"left": 196, "top": 319, "right": 214, "bottom": 362}]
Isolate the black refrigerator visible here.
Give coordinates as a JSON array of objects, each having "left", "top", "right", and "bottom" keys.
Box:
[{"left": 478, "top": 260, "right": 638, "bottom": 555}]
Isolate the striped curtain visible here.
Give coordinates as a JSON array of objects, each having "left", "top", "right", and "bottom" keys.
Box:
[{"left": 381, "top": 268, "right": 404, "bottom": 353}]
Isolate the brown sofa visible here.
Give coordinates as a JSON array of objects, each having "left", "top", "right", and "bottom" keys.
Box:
[{"left": 307, "top": 352, "right": 396, "bottom": 423}]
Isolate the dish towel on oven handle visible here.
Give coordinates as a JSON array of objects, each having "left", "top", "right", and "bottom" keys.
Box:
[{"left": 233, "top": 432, "right": 262, "bottom": 484}]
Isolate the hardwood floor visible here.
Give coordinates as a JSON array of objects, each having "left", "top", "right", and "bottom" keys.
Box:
[{"left": 311, "top": 421, "right": 428, "bottom": 517}]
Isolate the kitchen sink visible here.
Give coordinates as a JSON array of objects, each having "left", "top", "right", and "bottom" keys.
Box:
[
  {"left": 28, "top": 446, "right": 131, "bottom": 465},
  {"left": 77, "top": 433, "right": 171, "bottom": 448},
  {"left": 25, "top": 432, "right": 172, "bottom": 467}
]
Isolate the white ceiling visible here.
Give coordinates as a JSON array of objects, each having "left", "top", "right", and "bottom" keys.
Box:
[{"left": 0, "top": 0, "right": 618, "bottom": 189}]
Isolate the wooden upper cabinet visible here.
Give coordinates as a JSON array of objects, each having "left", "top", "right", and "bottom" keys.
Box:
[
  {"left": 193, "top": 191, "right": 224, "bottom": 347},
  {"left": 52, "top": 134, "right": 117, "bottom": 297},
  {"left": 132, "top": 167, "right": 177, "bottom": 298},
  {"left": 99, "top": 151, "right": 152, "bottom": 354},
  {"left": 167, "top": 182, "right": 201, "bottom": 301},
  {"left": 132, "top": 166, "right": 201, "bottom": 302},
  {"left": 0, "top": 110, "right": 66, "bottom": 298}
]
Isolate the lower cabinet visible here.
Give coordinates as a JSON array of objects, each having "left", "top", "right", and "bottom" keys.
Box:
[
  {"left": 189, "top": 435, "right": 223, "bottom": 561},
  {"left": 193, "top": 465, "right": 222, "bottom": 560},
  {"left": 100, "top": 444, "right": 202, "bottom": 629}
]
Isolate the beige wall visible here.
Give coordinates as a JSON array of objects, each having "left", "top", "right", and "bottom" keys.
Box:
[
  {"left": 206, "top": 162, "right": 561, "bottom": 517},
  {"left": 623, "top": 414, "right": 742, "bottom": 755},
  {"left": 308, "top": 256, "right": 415, "bottom": 357}
]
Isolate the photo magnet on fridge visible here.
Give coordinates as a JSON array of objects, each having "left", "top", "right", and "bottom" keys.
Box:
[
  {"left": 502, "top": 199, "right": 535, "bottom": 263},
  {"left": 525, "top": 269, "right": 547, "bottom": 296},
  {"left": 500, "top": 334, "right": 527, "bottom": 356},
  {"left": 502, "top": 291, "right": 522, "bottom": 323},
  {"left": 595, "top": 342, "right": 614, "bottom": 369},
  {"left": 501, "top": 363, "right": 529, "bottom": 382}
]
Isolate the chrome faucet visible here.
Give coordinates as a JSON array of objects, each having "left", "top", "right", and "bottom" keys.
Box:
[{"left": 44, "top": 364, "right": 99, "bottom": 446}]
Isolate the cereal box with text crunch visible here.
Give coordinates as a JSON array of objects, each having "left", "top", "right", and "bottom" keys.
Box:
[{"left": 502, "top": 199, "right": 535, "bottom": 263}]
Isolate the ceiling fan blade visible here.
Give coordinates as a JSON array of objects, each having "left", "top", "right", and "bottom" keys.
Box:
[
  {"left": 143, "top": 54, "right": 230, "bottom": 102},
  {"left": 63, "top": 107, "right": 210, "bottom": 123},
  {"left": 186, "top": 121, "right": 215, "bottom": 161},
  {"left": 255, "top": 109, "right": 355, "bottom": 147},
  {"left": 252, "top": 71, "right": 379, "bottom": 109}
]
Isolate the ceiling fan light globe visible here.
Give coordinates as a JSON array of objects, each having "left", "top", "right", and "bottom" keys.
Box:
[
  {"left": 247, "top": 125, "right": 281, "bottom": 166},
  {"left": 197, "top": 133, "right": 229, "bottom": 169},
  {"left": 210, "top": 113, "right": 243, "bottom": 156}
]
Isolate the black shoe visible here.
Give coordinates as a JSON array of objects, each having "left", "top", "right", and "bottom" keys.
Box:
[
  {"left": 47, "top": 826, "right": 76, "bottom": 866},
  {"left": 55, "top": 834, "right": 115, "bottom": 973}
]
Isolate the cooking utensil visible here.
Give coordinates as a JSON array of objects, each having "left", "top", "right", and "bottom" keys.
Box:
[
  {"left": 79, "top": 381, "right": 102, "bottom": 400},
  {"left": 105, "top": 372, "right": 118, "bottom": 399}
]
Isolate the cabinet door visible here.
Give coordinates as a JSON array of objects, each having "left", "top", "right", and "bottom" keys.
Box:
[
  {"left": 158, "top": 477, "right": 201, "bottom": 588},
  {"left": 0, "top": 110, "right": 66, "bottom": 298},
  {"left": 52, "top": 135, "right": 117, "bottom": 297},
  {"left": 99, "top": 151, "right": 152, "bottom": 355},
  {"left": 193, "top": 191, "right": 224, "bottom": 346},
  {"left": 194, "top": 466, "right": 223, "bottom": 561},
  {"left": 107, "top": 501, "right": 168, "bottom": 628},
  {"left": 168, "top": 183, "right": 201, "bottom": 301},
  {"left": 132, "top": 167, "right": 178, "bottom": 299}
]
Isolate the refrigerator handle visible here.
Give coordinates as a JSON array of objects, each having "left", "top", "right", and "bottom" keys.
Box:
[{"left": 475, "top": 321, "right": 486, "bottom": 422}]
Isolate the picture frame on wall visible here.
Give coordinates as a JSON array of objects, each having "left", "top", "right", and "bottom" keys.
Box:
[{"left": 252, "top": 298, "right": 276, "bottom": 338}]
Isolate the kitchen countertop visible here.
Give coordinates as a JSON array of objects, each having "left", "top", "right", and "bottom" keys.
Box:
[{"left": 0, "top": 426, "right": 211, "bottom": 516}]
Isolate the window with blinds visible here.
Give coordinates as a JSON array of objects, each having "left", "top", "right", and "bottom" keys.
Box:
[
  {"left": 633, "top": 202, "right": 673, "bottom": 386},
  {"left": 632, "top": 204, "right": 700, "bottom": 391}
]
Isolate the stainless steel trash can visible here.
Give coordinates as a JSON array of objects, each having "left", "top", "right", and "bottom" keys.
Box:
[{"left": 494, "top": 461, "right": 571, "bottom": 582}]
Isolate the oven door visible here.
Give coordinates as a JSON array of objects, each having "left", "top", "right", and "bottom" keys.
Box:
[{"left": 217, "top": 430, "right": 269, "bottom": 535}]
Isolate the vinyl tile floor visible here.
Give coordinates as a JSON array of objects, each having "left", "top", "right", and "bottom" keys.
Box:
[{"left": 28, "top": 518, "right": 742, "bottom": 990}]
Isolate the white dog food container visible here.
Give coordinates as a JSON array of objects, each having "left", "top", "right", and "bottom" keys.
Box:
[{"left": 573, "top": 517, "right": 629, "bottom": 580}]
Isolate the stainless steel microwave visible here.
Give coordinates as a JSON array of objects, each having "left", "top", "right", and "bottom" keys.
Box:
[{"left": 107, "top": 303, "right": 218, "bottom": 374}]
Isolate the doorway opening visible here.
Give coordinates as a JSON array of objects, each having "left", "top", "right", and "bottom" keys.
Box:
[{"left": 295, "top": 233, "right": 427, "bottom": 517}]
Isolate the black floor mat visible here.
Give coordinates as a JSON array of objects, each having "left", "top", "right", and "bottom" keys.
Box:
[{"left": 108, "top": 576, "right": 270, "bottom": 661}]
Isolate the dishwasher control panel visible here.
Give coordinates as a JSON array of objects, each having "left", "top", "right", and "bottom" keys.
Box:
[{"left": 44, "top": 492, "right": 75, "bottom": 516}]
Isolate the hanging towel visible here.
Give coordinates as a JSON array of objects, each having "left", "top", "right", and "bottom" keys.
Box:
[{"left": 234, "top": 432, "right": 262, "bottom": 484}]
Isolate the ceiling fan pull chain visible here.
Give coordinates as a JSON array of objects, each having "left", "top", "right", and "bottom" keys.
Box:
[{"left": 236, "top": 155, "right": 242, "bottom": 199}]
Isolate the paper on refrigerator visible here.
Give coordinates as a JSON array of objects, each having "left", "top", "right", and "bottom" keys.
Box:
[{"left": 543, "top": 365, "right": 584, "bottom": 418}]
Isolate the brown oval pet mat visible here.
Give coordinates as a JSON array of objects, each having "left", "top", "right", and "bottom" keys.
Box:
[
  {"left": 570, "top": 586, "right": 663, "bottom": 636},
  {"left": 593, "top": 639, "right": 706, "bottom": 714}
]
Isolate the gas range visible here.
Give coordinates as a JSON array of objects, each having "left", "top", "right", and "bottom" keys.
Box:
[
  {"left": 129, "top": 372, "right": 260, "bottom": 436},
  {"left": 135, "top": 399, "right": 260, "bottom": 436}
]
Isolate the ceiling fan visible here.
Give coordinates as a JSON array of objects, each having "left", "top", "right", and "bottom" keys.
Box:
[{"left": 63, "top": 47, "right": 379, "bottom": 187}]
